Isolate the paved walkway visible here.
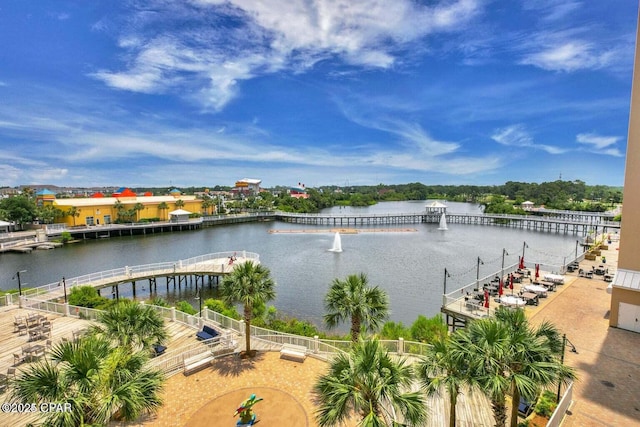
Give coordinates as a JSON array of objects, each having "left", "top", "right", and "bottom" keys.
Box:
[{"left": 528, "top": 238, "right": 640, "bottom": 427}]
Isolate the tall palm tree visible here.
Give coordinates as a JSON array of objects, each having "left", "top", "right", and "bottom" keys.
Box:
[
  {"left": 174, "top": 199, "right": 185, "bottom": 209},
  {"left": 460, "top": 307, "right": 576, "bottom": 427},
  {"left": 220, "top": 260, "right": 276, "bottom": 356},
  {"left": 314, "top": 338, "right": 428, "bottom": 426},
  {"left": 9, "top": 334, "right": 164, "bottom": 426},
  {"left": 67, "top": 206, "right": 80, "bottom": 226},
  {"left": 416, "top": 332, "right": 478, "bottom": 427},
  {"left": 133, "top": 202, "right": 145, "bottom": 222},
  {"left": 157, "top": 202, "right": 169, "bottom": 220},
  {"left": 324, "top": 273, "right": 389, "bottom": 342},
  {"left": 90, "top": 300, "right": 168, "bottom": 351}
]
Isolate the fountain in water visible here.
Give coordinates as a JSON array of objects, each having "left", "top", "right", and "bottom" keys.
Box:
[
  {"left": 329, "top": 232, "right": 343, "bottom": 252},
  {"left": 438, "top": 213, "right": 448, "bottom": 231}
]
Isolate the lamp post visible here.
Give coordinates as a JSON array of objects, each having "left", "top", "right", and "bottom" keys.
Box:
[
  {"left": 443, "top": 268, "right": 451, "bottom": 294},
  {"left": 13, "top": 270, "right": 27, "bottom": 296},
  {"left": 195, "top": 290, "right": 203, "bottom": 317},
  {"left": 557, "top": 334, "right": 578, "bottom": 402},
  {"left": 522, "top": 241, "right": 529, "bottom": 261},
  {"left": 476, "top": 257, "right": 484, "bottom": 287},
  {"left": 501, "top": 248, "right": 509, "bottom": 282},
  {"left": 60, "top": 276, "right": 68, "bottom": 303},
  {"left": 575, "top": 239, "right": 579, "bottom": 259}
]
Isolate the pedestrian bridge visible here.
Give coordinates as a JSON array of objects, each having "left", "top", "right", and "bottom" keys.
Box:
[{"left": 22, "top": 251, "right": 260, "bottom": 302}]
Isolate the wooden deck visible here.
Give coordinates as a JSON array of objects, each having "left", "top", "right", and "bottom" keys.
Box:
[{"left": 0, "top": 305, "right": 202, "bottom": 427}]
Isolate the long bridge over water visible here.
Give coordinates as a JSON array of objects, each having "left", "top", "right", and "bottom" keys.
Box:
[{"left": 37, "top": 210, "right": 619, "bottom": 239}]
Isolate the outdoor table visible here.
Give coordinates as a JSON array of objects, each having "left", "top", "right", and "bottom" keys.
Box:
[
  {"left": 521, "top": 292, "right": 539, "bottom": 305},
  {"left": 544, "top": 274, "right": 564, "bottom": 284},
  {"left": 523, "top": 285, "right": 548, "bottom": 297},
  {"left": 499, "top": 296, "right": 526, "bottom": 307},
  {"left": 604, "top": 274, "right": 614, "bottom": 282},
  {"left": 535, "top": 281, "right": 556, "bottom": 292},
  {"left": 24, "top": 344, "right": 45, "bottom": 361}
]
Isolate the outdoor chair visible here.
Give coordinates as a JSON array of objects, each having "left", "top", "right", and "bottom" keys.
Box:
[
  {"left": 45, "top": 340, "right": 52, "bottom": 350},
  {"left": 13, "top": 353, "right": 23, "bottom": 366},
  {"left": 152, "top": 344, "right": 167, "bottom": 357},
  {"left": 7, "top": 368, "right": 16, "bottom": 379}
]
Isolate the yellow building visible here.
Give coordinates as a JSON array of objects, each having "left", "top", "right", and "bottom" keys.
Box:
[{"left": 42, "top": 190, "right": 203, "bottom": 227}]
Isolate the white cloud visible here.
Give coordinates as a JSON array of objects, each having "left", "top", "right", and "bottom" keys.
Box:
[
  {"left": 491, "top": 124, "right": 567, "bottom": 154},
  {"left": 520, "top": 39, "right": 609, "bottom": 72},
  {"left": 576, "top": 133, "right": 623, "bottom": 156},
  {"left": 93, "top": 0, "right": 482, "bottom": 110}
]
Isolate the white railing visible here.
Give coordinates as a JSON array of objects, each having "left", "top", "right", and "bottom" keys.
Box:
[{"left": 547, "top": 382, "right": 573, "bottom": 427}]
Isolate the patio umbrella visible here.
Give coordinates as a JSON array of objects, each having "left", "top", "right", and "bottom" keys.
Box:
[
  {"left": 484, "top": 289, "right": 490, "bottom": 308},
  {"left": 498, "top": 278, "right": 504, "bottom": 296},
  {"left": 509, "top": 274, "right": 514, "bottom": 292},
  {"left": 535, "top": 263, "right": 540, "bottom": 280},
  {"left": 519, "top": 256, "right": 525, "bottom": 270}
]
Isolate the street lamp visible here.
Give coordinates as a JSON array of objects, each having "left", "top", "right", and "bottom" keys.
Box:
[
  {"left": 195, "top": 290, "right": 203, "bottom": 317},
  {"left": 476, "top": 257, "right": 484, "bottom": 287},
  {"left": 501, "top": 248, "right": 509, "bottom": 281},
  {"left": 575, "top": 239, "right": 580, "bottom": 259},
  {"left": 443, "top": 268, "right": 451, "bottom": 295},
  {"left": 59, "top": 276, "right": 67, "bottom": 303},
  {"left": 13, "top": 270, "right": 27, "bottom": 296},
  {"left": 522, "top": 241, "right": 529, "bottom": 260},
  {"left": 557, "top": 334, "right": 578, "bottom": 402}
]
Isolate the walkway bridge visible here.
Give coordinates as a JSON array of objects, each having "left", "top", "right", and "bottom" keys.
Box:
[
  {"left": 274, "top": 211, "right": 620, "bottom": 235},
  {"left": 21, "top": 251, "right": 259, "bottom": 302}
]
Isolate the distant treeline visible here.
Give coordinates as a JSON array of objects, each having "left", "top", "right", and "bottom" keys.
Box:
[{"left": 123, "top": 180, "right": 624, "bottom": 214}]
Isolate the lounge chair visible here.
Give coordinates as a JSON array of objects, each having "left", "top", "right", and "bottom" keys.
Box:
[
  {"left": 152, "top": 344, "right": 167, "bottom": 357},
  {"left": 196, "top": 325, "right": 220, "bottom": 341}
]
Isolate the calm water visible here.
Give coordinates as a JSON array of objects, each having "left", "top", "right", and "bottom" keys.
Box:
[{"left": 0, "top": 201, "right": 585, "bottom": 328}]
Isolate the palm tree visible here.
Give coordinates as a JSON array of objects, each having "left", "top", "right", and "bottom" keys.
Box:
[
  {"left": 314, "top": 338, "right": 428, "bottom": 426},
  {"left": 201, "top": 198, "right": 213, "bottom": 215},
  {"left": 174, "top": 199, "right": 185, "bottom": 209},
  {"left": 157, "top": 202, "right": 169, "bottom": 220},
  {"left": 114, "top": 200, "right": 125, "bottom": 222},
  {"left": 133, "top": 202, "right": 145, "bottom": 222},
  {"left": 67, "top": 206, "right": 80, "bottom": 226},
  {"left": 416, "top": 332, "right": 478, "bottom": 427},
  {"left": 220, "top": 260, "right": 276, "bottom": 356},
  {"left": 90, "top": 300, "right": 168, "bottom": 351},
  {"left": 9, "top": 334, "right": 164, "bottom": 426},
  {"left": 324, "top": 273, "right": 389, "bottom": 342},
  {"left": 459, "top": 307, "right": 576, "bottom": 427}
]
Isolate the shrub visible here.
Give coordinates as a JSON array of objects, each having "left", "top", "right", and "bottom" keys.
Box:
[
  {"left": 204, "top": 298, "right": 241, "bottom": 319},
  {"left": 535, "top": 390, "right": 558, "bottom": 417},
  {"left": 379, "top": 321, "right": 411, "bottom": 340},
  {"left": 68, "top": 286, "right": 109, "bottom": 308},
  {"left": 149, "top": 296, "right": 170, "bottom": 307},
  {"left": 410, "top": 314, "right": 448, "bottom": 343},
  {"left": 60, "top": 231, "right": 72, "bottom": 243},
  {"left": 175, "top": 300, "right": 197, "bottom": 315}
]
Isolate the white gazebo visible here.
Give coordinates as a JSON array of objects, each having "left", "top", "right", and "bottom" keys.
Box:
[
  {"left": 425, "top": 200, "right": 447, "bottom": 214},
  {"left": 521, "top": 201, "right": 535, "bottom": 211},
  {"left": 168, "top": 209, "right": 192, "bottom": 222}
]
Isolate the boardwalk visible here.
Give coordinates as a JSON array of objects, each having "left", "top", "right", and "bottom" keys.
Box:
[
  {"left": 20, "top": 251, "right": 260, "bottom": 303},
  {"left": 0, "top": 306, "right": 204, "bottom": 427}
]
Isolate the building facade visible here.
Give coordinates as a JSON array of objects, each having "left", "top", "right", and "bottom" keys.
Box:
[{"left": 609, "top": 8, "right": 640, "bottom": 333}]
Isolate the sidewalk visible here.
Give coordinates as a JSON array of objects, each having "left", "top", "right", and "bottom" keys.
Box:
[{"left": 528, "top": 239, "right": 640, "bottom": 427}]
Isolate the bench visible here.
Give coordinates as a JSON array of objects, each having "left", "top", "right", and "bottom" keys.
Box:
[
  {"left": 152, "top": 344, "right": 167, "bottom": 357},
  {"left": 183, "top": 353, "right": 214, "bottom": 375},
  {"left": 196, "top": 325, "right": 220, "bottom": 341},
  {"left": 280, "top": 344, "right": 307, "bottom": 362}
]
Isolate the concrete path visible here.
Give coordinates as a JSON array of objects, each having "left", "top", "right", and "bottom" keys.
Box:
[{"left": 528, "top": 239, "right": 640, "bottom": 427}]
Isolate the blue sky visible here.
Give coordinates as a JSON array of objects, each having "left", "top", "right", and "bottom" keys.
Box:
[{"left": 0, "top": 0, "right": 636, "bottom": 188}]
